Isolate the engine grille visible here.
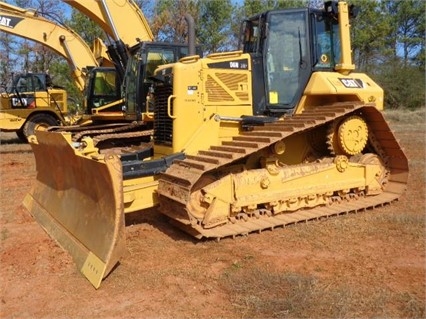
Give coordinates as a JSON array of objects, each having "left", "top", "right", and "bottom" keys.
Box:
[
  {"left": 206, "top": 73, "right": 249, "bottom": 102},
  {"left": 153, "top": 84, "right": 173, "bottom": 145}
]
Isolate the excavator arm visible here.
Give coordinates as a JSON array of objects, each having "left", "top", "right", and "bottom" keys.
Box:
[
  {"left": 0, "top": 2, "right": 112, "bottom": 91},
  {"left": 63, "top": 0, "right": 154, "bottom": 80}
]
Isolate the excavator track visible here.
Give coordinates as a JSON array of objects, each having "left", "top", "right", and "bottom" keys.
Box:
[{"left": 157, "top": 102, "right": 408, "bottom": 239}]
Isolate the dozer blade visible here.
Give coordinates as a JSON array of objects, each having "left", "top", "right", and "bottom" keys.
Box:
[{"left": 23, "top": 131, "right": 125, "bottom": 289}]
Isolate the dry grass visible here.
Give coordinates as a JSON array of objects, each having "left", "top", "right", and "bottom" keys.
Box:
[
  {"left": 384, "top": 107, "right": 425, "bottom": 126},
  {"left": 220, "top": 214, "right": 425, "bottom": 319},
  {"left": 219, "top": 210, "right": 425, "bottom": 318},
  {"left": 220, "top": 266, "right": 425, "bottom": 318}
]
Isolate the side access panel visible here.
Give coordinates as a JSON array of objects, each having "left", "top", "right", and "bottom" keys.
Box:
[{"left": 0, "top": 110, "right": 25, "bottom": 131}]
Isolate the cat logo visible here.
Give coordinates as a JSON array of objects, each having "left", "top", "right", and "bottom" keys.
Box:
[
  {"left": 0, "top": 15, "right": 23, "bottom": 28},
  {"left": 0, "top": 16, "right": 11, "bottom": 27},
  {"left": 339, "top": 78, "right": 364, "bottom": 89},
  {"left": 11, "top": 97, "right": 28, "bottom": 107}
]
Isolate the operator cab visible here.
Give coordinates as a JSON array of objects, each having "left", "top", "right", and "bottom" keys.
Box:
[
  {"left": 123, "top": 42, "right": 202, "bottom": 121},
  {"left": 6, "top": 73, "right": 53, "bottom": 108},
  {"left": 240, "top": 2, "right": 348, "bottom": 116},
  {"left": 10, "top": 73, "right": 49, "bottom": 93}
]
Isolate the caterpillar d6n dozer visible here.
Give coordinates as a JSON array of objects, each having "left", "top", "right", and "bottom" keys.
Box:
[{"left": 23, "top": 1, "right": 408, "bottom": 288}]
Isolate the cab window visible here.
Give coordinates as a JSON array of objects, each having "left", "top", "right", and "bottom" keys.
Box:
[
  {"left": 93, "top": 72, "right": 117, "bottom": 96},
  {"left": 265, "top": 11, "right": 308, "bottom": 106}
]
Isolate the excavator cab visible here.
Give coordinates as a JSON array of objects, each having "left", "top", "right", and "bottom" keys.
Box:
[
  {"left": 14, "top": 73, "right": 46, "bottom": 92},
  {"left": 123, "top": 42, "right": 201, "bottom": 120},
  {"left": 1, "top": 73, "right": 66, "bottom": 110},
  {"left": 82, "top": 42, "right": 202, "bottom": 121},
  {"left": 8, "top": 75, "right": 32, "bottom": 108},
  {"left": 6, "top": 73, "right": 46, "bottom": 108}
]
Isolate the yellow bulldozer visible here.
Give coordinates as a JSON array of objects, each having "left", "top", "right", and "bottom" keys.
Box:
[{"left": 24, "top": 1, "right": 408, "bottom": 288}]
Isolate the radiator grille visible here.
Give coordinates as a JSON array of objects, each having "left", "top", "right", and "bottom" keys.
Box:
[{"left": 153, "top": 85, "right": 173, "bottom": 145}]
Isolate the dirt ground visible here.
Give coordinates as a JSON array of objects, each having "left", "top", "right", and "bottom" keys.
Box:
[{"left": 0, "top": 113, "right": 425, "bottom": 319}]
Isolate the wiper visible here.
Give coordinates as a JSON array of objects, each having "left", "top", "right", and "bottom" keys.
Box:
[{"left": 298, "top": 28, "right": 303, "bottom": 67}]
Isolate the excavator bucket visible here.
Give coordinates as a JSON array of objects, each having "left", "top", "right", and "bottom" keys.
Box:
[{"left": 23, "top": 131, "right": 125, "bottom": 288}]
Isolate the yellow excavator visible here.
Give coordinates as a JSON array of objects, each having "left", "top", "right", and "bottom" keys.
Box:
[
  {"left": 0, "top": 2, "right": 115, "bottom": 141},
  {"left": 52, "top": 0, "right": 199, "bottom": 138},
  {"left": 0, "top": 0, "right": 194, "bottom": 141},
  {"left": 0, "top": 2, "right": 113, "bottom": 89},
  {"left": 24, "top": 1, "right": 408, "bottom": 288}
]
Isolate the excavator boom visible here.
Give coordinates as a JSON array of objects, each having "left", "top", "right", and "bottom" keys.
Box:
[
  {"left": 62, "top": 0, "right": 154, "bottom": 82},
  {"left": 0, "top": 1, "right": 156, "bottom": 140},
  {"left": 0, "top": 1, "right": 125, "bottom": 141},
  {"left": 62, "top": 0, "right": 153, "bottom": 45},
  {"left": 0, "top": 2, "right": 105, "bottom": 91}
]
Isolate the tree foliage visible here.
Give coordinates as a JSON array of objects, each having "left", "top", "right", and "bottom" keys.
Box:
[
  {"left": 1, "top": 0, "right": 424, "bottom": 109},
  {"left": 66, "top": 11, "right": 105, "bottom": 46},
  {"left": 196, "top": 0, "right": 234, "bottom": 52},
  {"left": 149, "top": 0, "right": 198, "bottom": 43},
  {"left": 350, "top": 0, "right": 425, "bottom": 109}
]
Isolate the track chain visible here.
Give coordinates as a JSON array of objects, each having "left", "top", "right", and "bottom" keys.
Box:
[
  {"left": 157, "top": 102, "right": 408, "bottom": 239},
  {"left": 72, "top": 121, "right": 147, "bottom": 142}
]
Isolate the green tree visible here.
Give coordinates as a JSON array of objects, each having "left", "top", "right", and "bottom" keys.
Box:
[
  {"left": 240, "top": 0, "right": 308, "bottom": 17},
  {"left": 196, "top": 0, "right": 234, "bottom": 52},
  {"left": 351, "top": 0, "right": 425, "bottom": 109},
  {"left": 384, "top": 0, "right": 425, "bottom": 66},
  {"left": 350, "top": 0, "right": 392, "bottom": 73},
  {"left": 150, "top": 0, "right": 198, "bottom": 43},
  {"left": 65, "top": 10, "right": 105, "bottom": 46}
]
